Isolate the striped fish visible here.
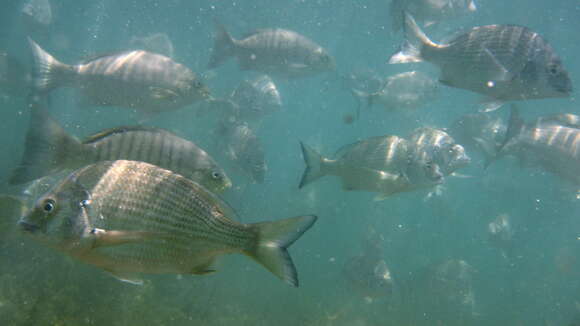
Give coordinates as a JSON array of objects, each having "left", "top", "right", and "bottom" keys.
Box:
[
  {"left": 19, "top": 160, "right": 317, "bottom": 287},
  {"left": 28, "top": 39, "right": 210, "bottom": 113},
  {"left": 10, "top": 108, "right": 231, "bottom": 194},
  {"left": 497, "top": 106, "right": 580, "bottom": 184}
]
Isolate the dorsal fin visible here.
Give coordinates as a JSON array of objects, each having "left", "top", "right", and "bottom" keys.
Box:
[{"left": 82, "top": 126, "right": 165, "bottom": 144}]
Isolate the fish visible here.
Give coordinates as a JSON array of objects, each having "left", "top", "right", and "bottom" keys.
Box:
[
  {"left": 342, "top": 228, "right": 396, "bottom": 301},
  {"left": 408, "top": 259, "right": 479, "bottom": 324},
  {"left": 217, "top": 119, "right": 267, "bottom": 184},
  {"left": 448, "top": 112, "right": 506, "bottom": 165},
  {"left": 208, "top": 75, "right": 282, "bottom": 128},
  {"left": 28, "top": 39, "right": 210, "bottom": 114},
  {"left": 389, "top": 13, "right": 572, "bottom": 112},
  {"left": 495, "top": 105, "right": 580, "bottom": 184},
  {"left": 129, "top": 33, "right": 175, "bottom": 58},
  {"left": 208, "top": 22, "right": 335, "bottom": 78},
  {"left": 389, "top": 0, "right": 477, "bottom": 33},
  {"left": 406, "top": 127, "right": 471, "bottom": 181},
  {"left": 487, "top": 213, "right": 514, "bottom": 259},
  {"left": 0, "top": 195, "right": 26, "bottom": 229},
  {"left": 10, "top": 108, "right": 232, "bottom": 194},
  {"left": 19, "top": 160, "right": 317, "bottom": 287},
  {"left": 351, "top": 71, "right": 439, "bottom": 112},
  {"left": 21, "top": 0, "right": 52, "bottom": 29},
  {"left": 229, "top": 75, "right": 283, "bottom": 123},
  {"left": 298, "top": 136, "right": 430, "bottom": 199}
]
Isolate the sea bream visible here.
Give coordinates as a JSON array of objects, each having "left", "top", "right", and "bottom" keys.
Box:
[
  {"left": 351, "top": 71, "right": 439, "bottom": 113},
  {"left": 28, "top": 39, "right": 210, "bottom": 114},
  {"left": 298, "top": 136, "right": 433, "bottom": 199},
  {"left": 389, "top": 0, "right": 477, "bottom": 33},
  {"left": 448, "top": 112, "right": 506, "bottom": 165},
  {"left": 389, "top": 13, "right": 572, "bottom": 112},
  {"left": 10, "top": 108, "right": 231, "bottom": 194},
  {"left": 495, "top": 106, "right": 580, "bottom": 185},
  {"left": 19, "top": 160, "right": 317, "bottom": 287},
  {"left": 406, "top": 127, "right": 471, "bottom": 181},
  {"left": 216, "top": 119, "right": 267, "bottom": 184},
  {"left": 208, "top": 22, "right": 335, "bottom": 78},
  {"left": 208, "top": 75, "right": 282, "bottom": 128}
]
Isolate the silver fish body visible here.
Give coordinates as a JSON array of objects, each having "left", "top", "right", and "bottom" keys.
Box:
[
  {"left": 298, "top": 136, "right": 429, "bottom": 198},
  {"left": 389, "top": 14, "right": 572, "bottom": 111},
  {"left": 390, "top": 0, "right": 476, "bottom": 32},
  {"left": 407, "top": 127, "right": 471, "bottom": 180},
  {"left": 209, "top": 23, "right": 334, "bottom": 78},
  {"left": 499, "top": 107, "right": 580, "bottom": 184},
  {"left": 218, "top": 119, "right": 267, "bottom": 184},
  {"left": 19, "top": 160, "right": 316, "bottom": 287},
  {"left": 230, "top": 75, "right": 283, "bottom": 123},
  {"left": 342, "top": 228, "right": 395, "bottom": 300},
  {"left": 449, "top": 112, "right": 506, "bottom": 163},
  {"left": 28, "top": 39, "right": 210, "bottom": 113},
  {"left": 353, "top": 71, "right": 439, "bottom": 112},
  {"left": 10, "top": 109, "right": 231, "bottom": 193}
]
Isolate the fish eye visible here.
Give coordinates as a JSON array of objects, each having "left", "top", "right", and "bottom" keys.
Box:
[
  {"left": 79, "top": 199, "right": 90, "bottom": 208},
  {"left": 548, "top": 64, "right": 559, "bottom": 75},
  {"left": 43, "top": 199, "right": 55, "bottom": 213},
  {"left": 211, "top": 171, "right": 221, "bottom": 179}
]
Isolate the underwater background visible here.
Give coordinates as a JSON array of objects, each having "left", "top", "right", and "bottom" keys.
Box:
[{"left": 0, "top": 0, "right": 580, "bottom": 325}]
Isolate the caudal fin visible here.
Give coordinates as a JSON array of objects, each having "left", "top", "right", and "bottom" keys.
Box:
[
  {"left": 28, "top": 38, "right": 76, "bottom": 92},
  {"left": 9, "top": 106, "right": 83, "bottom": 184},
  {"left": 247, "top": 215, "right": 317, "bottom": 287},
  {"left": 485, "top": 104, "right": 524, "bottom": 169},
  {"left": 208, "top": 20, "right": 236, "bottom": 69},
  {"left": 298, "top": 142, "right": 328, "bottom": 189},
  {"left": 388, "top": 12, "right": 436, "bottom": 64}
]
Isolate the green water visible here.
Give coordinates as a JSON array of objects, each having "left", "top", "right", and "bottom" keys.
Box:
[{"left": 1, "top": 0, "right": 579, "bottom": 325}]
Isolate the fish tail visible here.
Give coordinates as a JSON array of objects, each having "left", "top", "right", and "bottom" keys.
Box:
[
  {"left": 208, "top": 19, "right": 236, "bottom": 69},
  {"left": 298, "top": 142, "right": 328, "bottom": 189},
  {"left": 28, "top": 38, "right": 76, "bottom": 92},
  {"left": 388, "top": 12, "right": 435, "bottom": 64},
  {"left": 9, "top": 104, "right": 83, "bottom": 184},
  {"left": 247, "top": 215, "right": 317, "bottom": 287},
  {"left": 486, "top": 104, "right": 524, "bottom": 169}
]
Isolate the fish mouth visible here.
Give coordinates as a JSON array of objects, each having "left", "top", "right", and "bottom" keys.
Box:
[{"left": 19, "top": 220, "right": 40, "bottom": 233}]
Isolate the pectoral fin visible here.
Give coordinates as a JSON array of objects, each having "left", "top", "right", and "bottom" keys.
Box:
[
  {"left": 106, "top": 269, "right": 144, "bottom": 285},
  {"left": 150, "top": 87, "right": 179, "bottom": 100},
  {"left": 90, "top": 228, "right": 159, "bottom": 248}
]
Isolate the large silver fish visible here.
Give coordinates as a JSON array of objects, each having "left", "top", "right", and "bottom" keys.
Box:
[
  {"left": 217, "top": 119, "right": 267, "bottom": 184},
  {"left": 389, "top": 0, "right": 477, "bottom": 33},
  {"left": 28, "top": 39, "right": 210, "bottom": 114},
  {"left": 351, "top": 71, "right": 439, "bottom": 112},
  {"left": 496, "top": 106, "right": 580, "bottom": 184},
  {"left": 19, "top": 160, "right": 317, "bottom": 287},
  {"left": 10, "top": 108, "right": 231, "bottom": 194},
  {"left": 406, "top": 127, "right": 471, "bottom": 181},
  {"left": 389, "top": 14, "right": 572, "bottom": 112},
  {"left": 208, "top": 22, "right": 335, "bottom": 78},
  {"left": 298, "top": 136, "right": 431, "bottom": 199}
]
